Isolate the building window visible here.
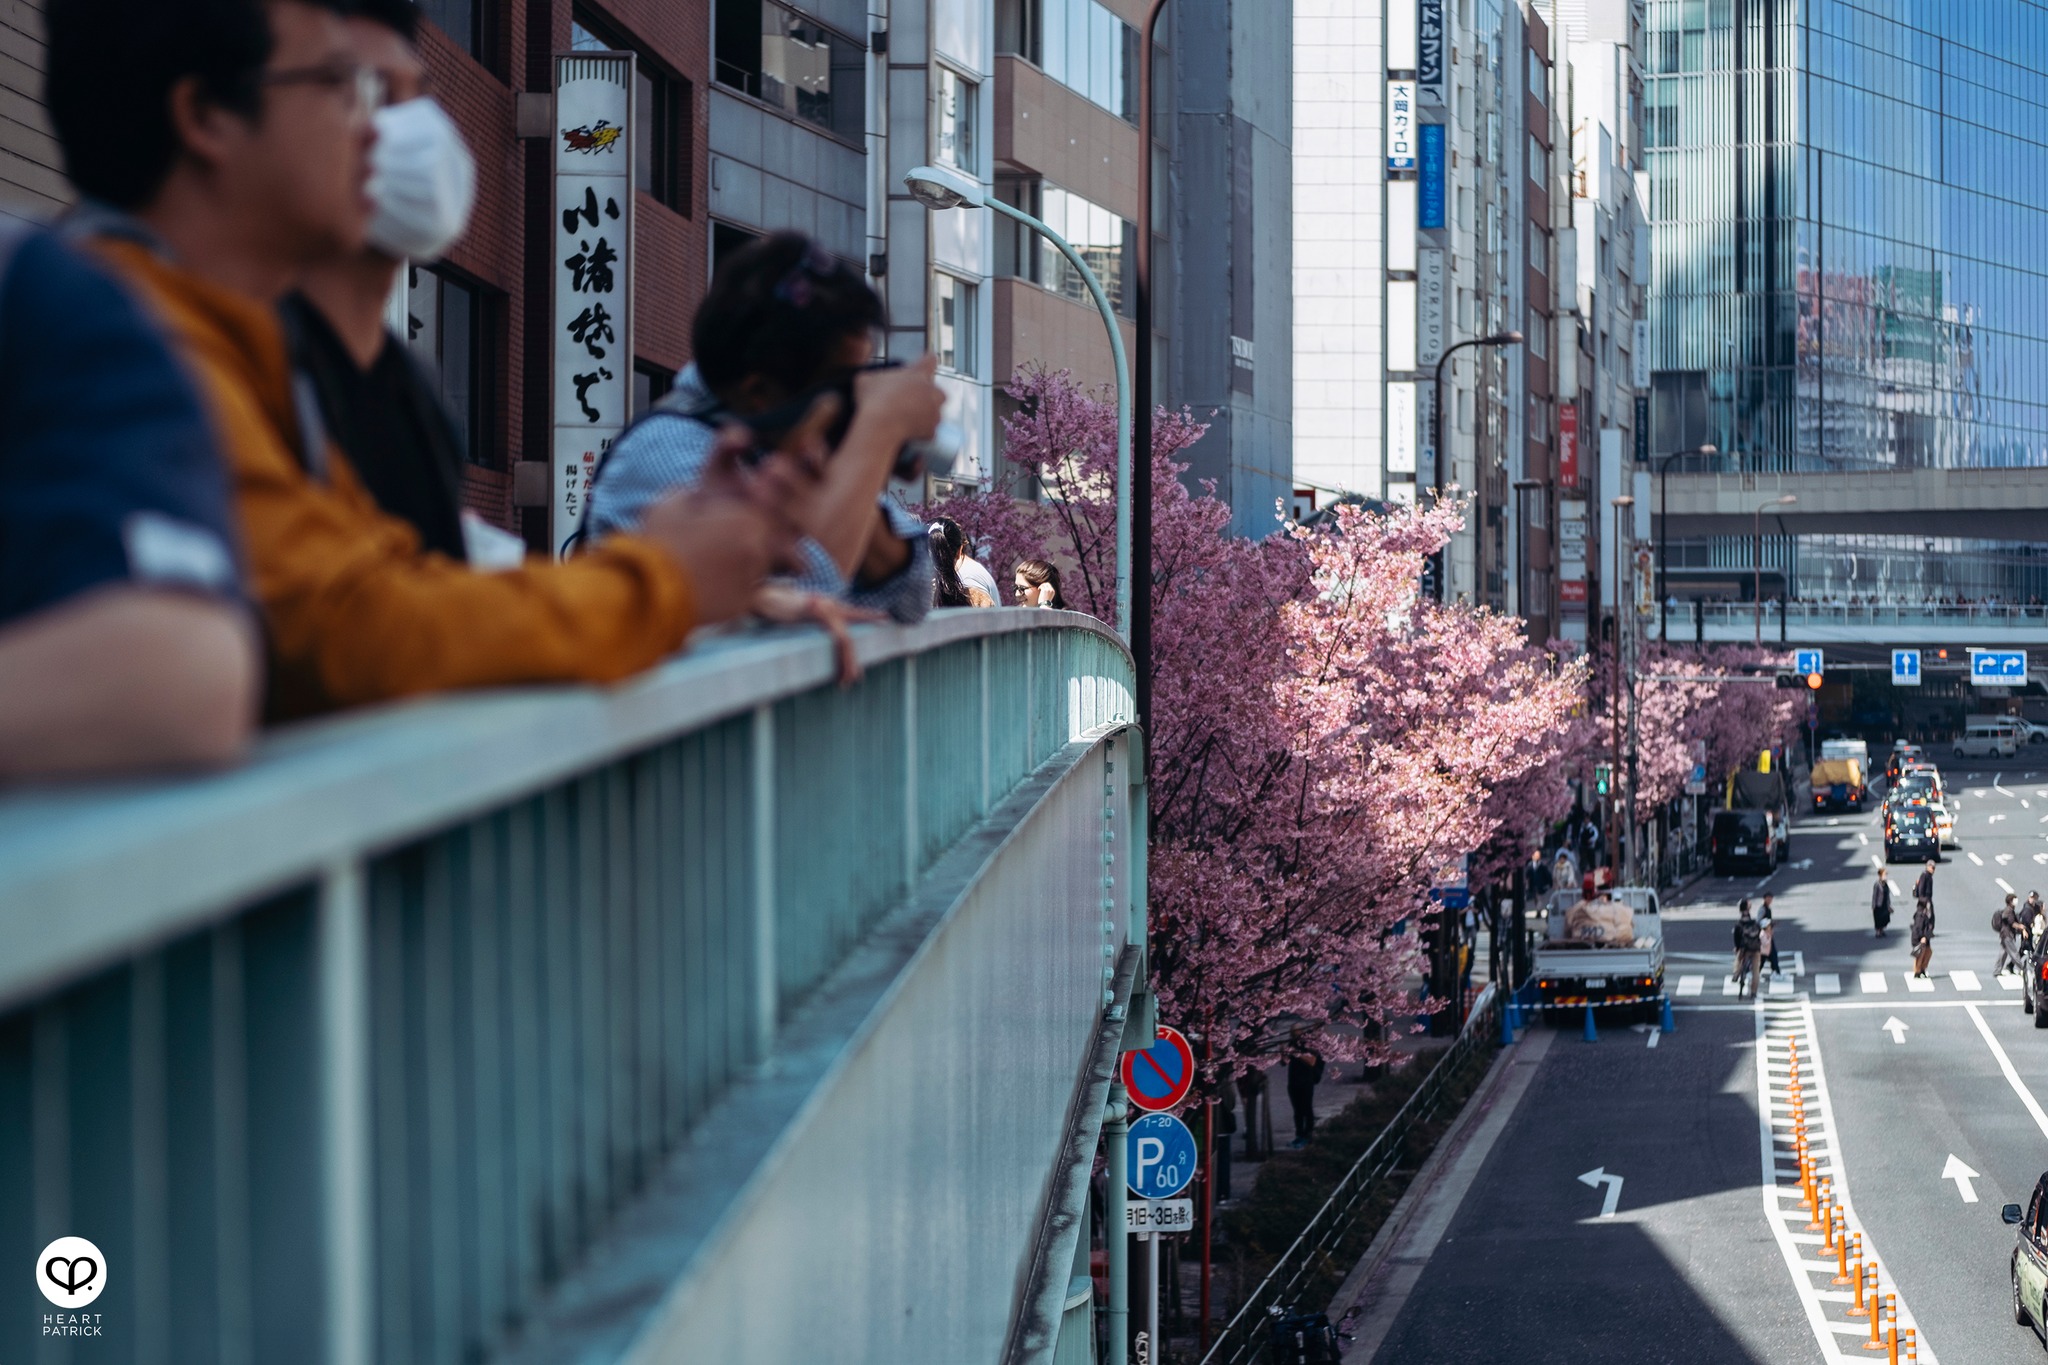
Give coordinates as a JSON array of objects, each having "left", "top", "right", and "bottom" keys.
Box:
[
  {"left": 714, "top": 0, "right": 866, "bottom": 145},
  {"left": 571, "top": 15, "right": 692, "bottom": 212},
  {"left": 935, "top": 66, "right": 977, "bottom": 172},
  {"left": 1528, "top": 48, "right": 1545, "bottom": 106},
  {"left": 1528, "top": 307, "right": 1547, "bottom": 358},
  {"left": 420, "top": 0, "right": 495, "bottom": 67},
  {"left": 1528, "top": 133, "right": 1546, "bottom": 185},
  {"left": 995, "top": 0, "right": 1136, "bottom": 123},
  {"left": 933, "top": 273, "right": 977, "bottom": 376},
  {"left": 995, "top": 174, "right": 1133, "bottom": 315},
  {"left": 406, "top": 264, "right": 498, "bottom": 468},
  {"left": 632, "top": 360, "right": 676, "bottom": 416},
  {"left": 711, "top": 221, "right": 762, "bottom": 280}
]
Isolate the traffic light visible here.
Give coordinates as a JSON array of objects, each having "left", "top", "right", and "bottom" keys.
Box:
[
  {"left": 1806, "top": 672, "right": 1823, "bottom": 690},
  {"left": 1594, "top": 763, "right": 1613, "bottom": 796},
  {"left": 1774, "top": 671, "right": 1801, "bottom": 689}
]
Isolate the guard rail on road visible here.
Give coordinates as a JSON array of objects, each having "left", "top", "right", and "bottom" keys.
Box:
[{"left": 0, "top": 610, "right": 1140, "bottom": 1365}]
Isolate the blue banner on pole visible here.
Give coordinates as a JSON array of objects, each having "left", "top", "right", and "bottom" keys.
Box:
[{"left": 1420, "top": 124, "right": 1446, "bottom": 229}]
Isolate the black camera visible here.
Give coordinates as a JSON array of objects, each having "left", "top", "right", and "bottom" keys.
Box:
[{"left": 742, "top": 360, "right": 960, "bottom": 481}]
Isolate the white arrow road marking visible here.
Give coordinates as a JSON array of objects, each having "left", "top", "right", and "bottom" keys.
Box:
[
  {"left": 1992, "top": 814, "right": 2010, "bottom": 824},
  {"left": 1577, "top": 1166, "right": 1624, "bottom": 1218},
  {"left": 1791, "top": 858, "right": 1814, "bottom": 870},
  {"left": 1883, "top": 1016, "right": 1909, "bottom": 1043},
  {"left": 1969, "top": 852, "right": 1986, "bottom": 866},
  {"left": 2034, "top": 854, "right": 2047, "bottom": 864},
  {"left": 1647, "top": 1029, "right": 1660, "bottom": 1049},
  {"left": 1943, "top": 1154, "right": 1982, "bottom": 1203},
  {"left": 1861, "top": 972, "right": 1889, "bottom": 993},
  {"left": 1952, "top": 970, "right": 1983, "bottom": 991}
]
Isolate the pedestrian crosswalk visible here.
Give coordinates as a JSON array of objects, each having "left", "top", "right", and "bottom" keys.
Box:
[{"left": 1674, "top": 968, "right": 2031, "bottom": 999}]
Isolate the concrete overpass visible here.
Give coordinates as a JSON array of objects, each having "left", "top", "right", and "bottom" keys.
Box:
[{"left": 1657, "top": 466, "right": 2048, "bottom": 539}]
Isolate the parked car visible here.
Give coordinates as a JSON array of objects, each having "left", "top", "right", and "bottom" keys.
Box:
[
  {"left": 1958, "top": 724, "right": 2021, "bottom": 759},
  {"left": 1711, "top": 808, "right": 1784, "bottom": 874}
]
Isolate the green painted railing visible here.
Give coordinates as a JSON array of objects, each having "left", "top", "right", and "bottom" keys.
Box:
[{"left": 0, "top": 611, "right": 1137, "bottom": 1365}]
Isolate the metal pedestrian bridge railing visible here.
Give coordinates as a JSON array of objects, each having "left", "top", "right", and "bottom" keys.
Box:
[
  {"left": 0, "top": 611, "right": 1143, "bottom": 1365},
  {"left": 1647, "top": 600, "right": 2048, "bottom": 646}
]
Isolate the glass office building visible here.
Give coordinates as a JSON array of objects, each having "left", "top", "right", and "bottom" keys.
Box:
[{"left": 1643, "top": 0, "right": 2048, "bottom": 596}]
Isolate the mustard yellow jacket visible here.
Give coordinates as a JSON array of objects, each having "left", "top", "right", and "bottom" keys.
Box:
[{"left": 92, "top": 238, "right": 696, "bottom": 719}]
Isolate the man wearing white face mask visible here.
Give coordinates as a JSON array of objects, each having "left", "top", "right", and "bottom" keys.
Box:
[{"left": 281, "top": 0, "right": 501, "bottom": 562}]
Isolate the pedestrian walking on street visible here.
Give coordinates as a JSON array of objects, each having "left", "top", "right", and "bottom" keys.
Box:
[
  {"left": 1911, "top": 898, "right": 1936, "bottom": 979},
  {"left": 1731, "top": 898, "right": 1753, "bottom": 981},
  {"left": 2025, "top": 890, "right": 2045, "bottom": 941},
  {"left": 1915, "top": 860, "right": 1938, "bottom": 934},
  {"left": 1733, "top": 903, "right": 1763, "bottom": 997},
  {"left": 1871, "top": 866, "right": 1894, "bottom": 938},
  {"left": 1285, "top": 1029, "right": 1325, "bottom": 1148},
  {"left": 1995, "top": 894, "right": 2025, "bottom": 977},
  {"left": 1758, "top": 894, "right": 1782, "bottom": 976}
]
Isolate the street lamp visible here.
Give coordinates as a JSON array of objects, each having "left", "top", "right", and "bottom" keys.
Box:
[
  {"left": 1609, "top": 494, "right": 1635, "bottom": 877},
  {"left": 1753, "top": 494, "right": 1798, "bottom": 645},
  {"left": 904, "top": 164, "right": 1132, "bottom": 637},
  {"left": 1429, "top": 330, "right": 1524, "bottom": 601},
  {"left": 1656, "top": 443, "right": 1718, "bottom": 642}
]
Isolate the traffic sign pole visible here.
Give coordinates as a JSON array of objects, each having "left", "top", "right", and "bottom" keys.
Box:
[{"left": 1107, "top": 1083, "right": 1129, "bottom": 1365}]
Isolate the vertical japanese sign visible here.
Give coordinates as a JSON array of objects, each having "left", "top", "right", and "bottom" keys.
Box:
[
  {"left": 1419, "top": 124, "right": 1446, "bottom": 228},
  {"left": 553, "top": 52, "right": 634, "bottom": 559},
  {"left": 1386, "top": 80, "right": 1417, "bottom": 170},
  {"left": 1558, "top": 402, "right": 1580, "bottom": 486},
  {"left": 1388, "top": 380, "right": 1418, "bottom": 474},
  {"left": 1418, "top": 1, "right": 1446, "bottom": 100}
]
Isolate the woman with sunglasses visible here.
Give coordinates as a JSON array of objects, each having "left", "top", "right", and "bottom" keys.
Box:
[{"left": 584, "top": 233, "right": 944, "bottom": 630}]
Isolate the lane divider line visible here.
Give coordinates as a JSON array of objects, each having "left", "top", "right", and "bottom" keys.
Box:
[
  {"left": 1753, "top": 996, "right": 1939, "bottom": 1364},
  {"left": 1964, "top": 1003, "right": 2048, "bottom": 1142}
]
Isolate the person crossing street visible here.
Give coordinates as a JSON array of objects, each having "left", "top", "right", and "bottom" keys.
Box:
[
  {"left": 1996, "top": 893, "right": 2025, "bottom": 978},
  {"left": 1871, "top": 866, "right": 1894, "bottom": 938},
  {"left": 1914, "top": 860, "right": 1938, "bottom": 935},
  {"left": 1732, "top": 902, "right": 1763, "bottom": 998},
  {"left": 1911, "top": 896, "right": 1936, "bottom": 980}
]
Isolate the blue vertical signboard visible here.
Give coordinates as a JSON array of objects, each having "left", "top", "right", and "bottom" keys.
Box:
[{"left": 1419, "top": 125, "right": 1445, "bottom": 228}]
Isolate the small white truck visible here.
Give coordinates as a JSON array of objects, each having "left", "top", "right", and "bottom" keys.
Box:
[{"left": 1531, "top": 886, "right": 1667, "bottom": 1022}]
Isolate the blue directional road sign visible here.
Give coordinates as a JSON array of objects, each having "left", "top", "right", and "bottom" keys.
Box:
[
  {"left": 1892, "top": 649, "right": 1921, "bottom": 687},
  {"left": 1971, "top": 650, "right": 2028, "bottom": 686},
  {"left": 1795, "top": 649, "right": 1824, "bottom": 677},
  {"left": 1127, "top": 1113, "right": 1198, "bottom": 1200}
]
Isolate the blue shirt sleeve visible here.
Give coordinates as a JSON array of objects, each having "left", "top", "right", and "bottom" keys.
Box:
[
  {"left": 588, "top": 410, "right": 934, "bottom": 624},
  {"left": 0, "top": 231, "right": 240, "bottom": 626}
]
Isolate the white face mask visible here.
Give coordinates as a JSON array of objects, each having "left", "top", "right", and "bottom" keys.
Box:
[{"left": 366, "top": 97, "right": 477, "bottom": 262}]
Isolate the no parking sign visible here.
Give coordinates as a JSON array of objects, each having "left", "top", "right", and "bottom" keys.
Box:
[{"left": 1120, "top": 1025, "right": 1196, "bottom": 1113}]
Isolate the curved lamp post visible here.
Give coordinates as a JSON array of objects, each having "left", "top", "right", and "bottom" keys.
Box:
[
  {"left": 904, "top": 164, "right": 1131, "bottom": 639},
  {"left": 1753, "top": 494, "right": 1798, "bottom": 644},
  {"left": 1429, "top": 330, "right": 1524, "bottom": 601}
]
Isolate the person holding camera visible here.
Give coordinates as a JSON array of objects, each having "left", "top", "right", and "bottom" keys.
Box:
[{"left": 586, "top": 234, "right": 943, "bottom": 626}]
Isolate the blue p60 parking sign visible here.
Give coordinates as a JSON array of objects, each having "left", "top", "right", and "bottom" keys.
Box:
[{"left": 1127, "top": 1113, "right": 1197, "bottom": 1200}]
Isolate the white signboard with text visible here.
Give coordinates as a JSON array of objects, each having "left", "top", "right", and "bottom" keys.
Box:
[
  {"left": 1388, "top": 380, "right": 1418, "bottom": 475},
  {"left": 552, "top": 53, "right": 634, "bottom": 559}
]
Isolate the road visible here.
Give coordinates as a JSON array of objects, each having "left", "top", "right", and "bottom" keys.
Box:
[{"left": 1363, "top": 751, "right": 2048, "bottom": 1363}]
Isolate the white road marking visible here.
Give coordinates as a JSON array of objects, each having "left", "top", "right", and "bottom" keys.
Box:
[
  {"left": 1677, "top": 974, "right": 1704, "bottom": 996},
  {"left": 1992, "top": 814, "right": 2010, "bottom": 824},
  {"left": 1647, "top": 1029, "right": 1661, "bottom": 1049},
  {"left": 1908, "top": 975, "right": 1935, "bottom": 992},
  {"left": 1998, "top": 776, "right": 2015, "bottom": 797},
  {"left": 1969, "top": 852, "right": 1986, "bottom": 866},
  {"left": 1860, "top": 972, "right": 1888, "bottom": 993},
  {"left": 2000, "top": 876, "right": 2018, "bottom": 892},
  {"left": 1951, "top": 970, "right": 1983, "bottom": 991},
  {"left": 1965, "top": 1003, "right": 2048, "bottom": 1142},
  {"left": 1577, "top": 1166, "right": 1625, "bottom": 1218},
  {"left": 2000, "top": 973, "right": 2024, "bottom": 991},
  {"left": 1769, "top": 977, "right": 1794, "bottom": 995},
  {"left": 1857, "top": 832, "right": 1869, "bottom": 845},
  {"left": 1724, "top": 976, "right": 1741, "bottom": 996},
  {"left": 1999, "top": 856, "right": 2016, "bottom": 867},
  {"left": 1754, "top": 1001, "right": 1940, "bottom": 1363},
  {"left": 1882, "top": 1016, "right": 1909, "bottom": 1043},
  {"left": 2036, "top": 854, "right": 2048, "bottom": 865},
  {"left": 1942, "top": 1154, "right": 1981, "bottom": 1202},
  {"left": 1815, "top": 973, "right": 1841, "bottom": 995}
]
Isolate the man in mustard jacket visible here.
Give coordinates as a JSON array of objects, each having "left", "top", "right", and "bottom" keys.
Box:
[{"left": 45, "top": 0, "right": 817, "bottom": 718}]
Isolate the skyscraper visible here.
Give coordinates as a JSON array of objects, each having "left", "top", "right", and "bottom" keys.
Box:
[{"left": 1645, "top": 0, "right": 2048, "bottom": 601}]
